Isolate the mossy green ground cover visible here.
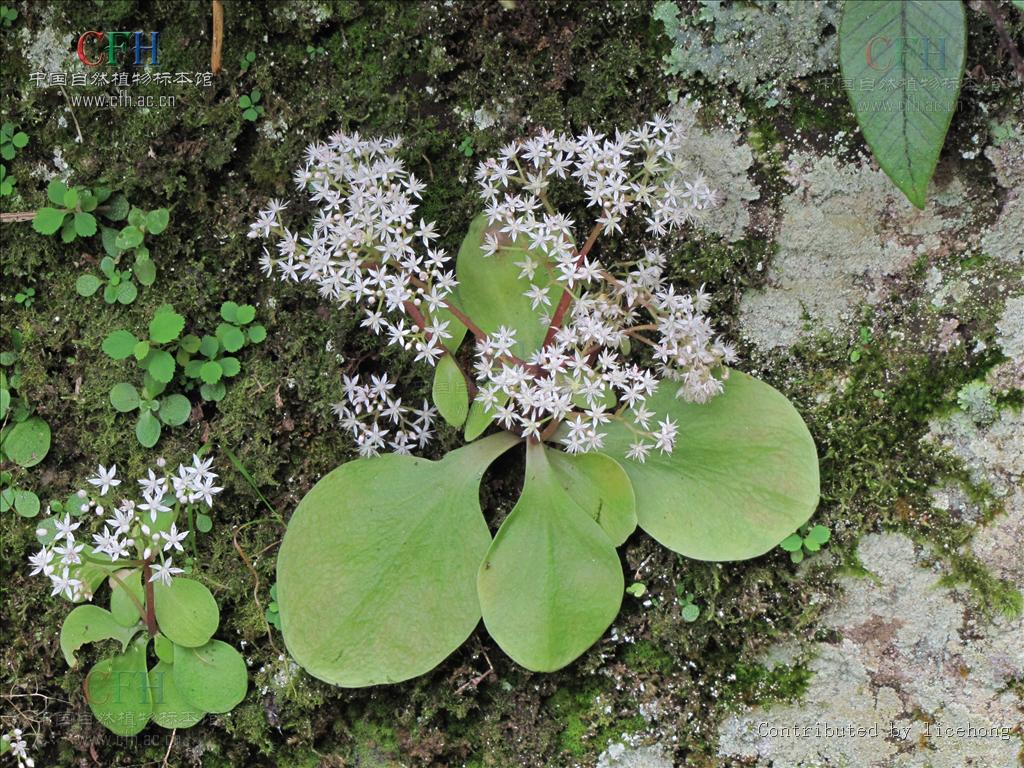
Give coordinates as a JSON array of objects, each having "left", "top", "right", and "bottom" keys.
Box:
[{"left": 1, "top": 1, "right": 1021, "bottom": 766}]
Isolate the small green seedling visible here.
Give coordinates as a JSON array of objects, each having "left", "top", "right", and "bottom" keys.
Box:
[
  {"left": 780, "top": 524, "right": 831, "bottom": 564},
  {"left": 13, "top": 287, "right": 34, "bottom": 308},
  {"left": 625, "top": 581, "right": 647, "bottom": 598},
  {"left": 849, "top": 325, "right": 871, "bottom": 363},
  {"left": 673, "top": 585, "right": 701, "bottom": 622},
  {"left": 0, "top": 4, "right": 17, "bottom": 27},
  {"left": 179, "top": 301, "right": 265, "bottom": 402},
  {"left": 239, "top": 89, "right": 264, "bottom": 121},
  {"left": 0, "top": 164, "right": 15, "bottom": 196},
  {"left": 458, "top": 136, "right": 474, "bottom": 157},
  {"left": 306, "top": 44, "right": 326, "bottom": 57},
  {"left": 0, "top": 122, "right": 26, "bottom": 160},
  {"left": 102, "top": 305, "right": 191, "bottom": 447},
  {"left": 266, "top": 583, "right": 282, "bottom": 630},
  {"left": 1, "top": 334, "right": 51, "bottom": 518},
  {"left": 239, "top": 50, "right": 256, "bottom": 72},
  {"left": 32, "top": 180, "right": 121, "bottom": 242}
]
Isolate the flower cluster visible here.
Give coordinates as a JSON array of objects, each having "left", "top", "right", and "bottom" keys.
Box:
[
  {"left": 250, "top": 133, "right": 456, "bottom": 366},
  {"left": 29, "top": 456, "right": 222, "bottom": 602},
  {"left": 253, "top": 116, "right": 735, "bottom": 462},
  {"left": 2, "top": 729, "right": 33, "bottom": 768},
  {"left": 332, "top": 373, "right": 437, "bottom": 457}
]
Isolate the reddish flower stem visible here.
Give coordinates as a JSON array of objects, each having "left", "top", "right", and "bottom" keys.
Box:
[
  {"left": 541, "top": 223, "right": 604, "bottom": 348},
  {"left": 141, "top": 558, "right": 158, "bottom": 637}
]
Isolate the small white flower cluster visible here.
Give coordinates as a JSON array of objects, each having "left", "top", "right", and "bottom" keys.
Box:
[
  {"left": 28, "top": 457, "right": 223, "bottom": 601},
  {"left": 253, "top": 116, "right": 735, "bottom": 462},
  {"left": 332, "top": 373, "right": 437, "bottom": 457},
  {"left": 2, "top": 728, "right": 34, "bottom": 768},
  {"left": 250, "top": 132, "right": 457, "bottom": 366}
]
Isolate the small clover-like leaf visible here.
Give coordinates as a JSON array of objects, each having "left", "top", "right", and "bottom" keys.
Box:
[
  {"left": 200, "top": 360, "right": 223, "bottom": 384},
  {"left": 216, "top": 322, "right": 246, "bottom": 352},
  {"left": 779, "top": 534, "right": 804, "bottom": 553},
  {"left": 76, "top": 273, "right": 101, "bottom": 297}
]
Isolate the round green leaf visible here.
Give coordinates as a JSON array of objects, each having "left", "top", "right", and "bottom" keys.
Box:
[
  {"left": 220, "top": 301, "right": 238, "bottom": 322},
  {"left": 219, "top": 356, "right": 241, "bottom": 377},
  {"left": 432, "top": 353, "right": 469, "bottom": 427},
  {"left": 46, "top": 180, "right": 68, "bottom": 205},
  {"left": 477, "top": 442, "right": 624, "bottom": 672},
  {"left": 109, "top": 568, "right": 145, "bottom": 626},
  {"left": 145, "top": 208, "right": 169, "bottom": 235},
  {"left": 84, "top": 636, "right": 152, "bottom": 736},
  {"left": 173, "top": 640, "right": 247, "bottom": 714},
  {"left": 158, "top": 394, "right": 191, "bottom": 426},
  {"left": 32, "top": 207, "right": 66, "bottom": 235},
  {"left": 153, "top": 577, "right": 219, "bottom": 648},
  {"left": 102, "top": 330, "right": 138, "bottom": 360},
  {"left": 545, "top": 449, "right": 637, "bottom": 546},
  {"left": 3, "top": 416, "right": 50, "bottom": 467},
  {"left": 277, "top": 432, "right": 520, "bottom": 686},
  {"left": 136, "top": 411, "right": 161, "bottom": 448},
  {"left": 199, "top": 360, "right": 223, "bottom": 384},
  {"left": 13, "top": 488, "right": 41, "bottom": 517},
  {"left": 74, "top": 211, "right": 97, "bottom": 237},
  {"left": 146, "top": 349, "right": 176, "bottom": 383},
  {"left": 109, "top": 382, "right": 140, "bottom": 412},
  {"left": 149, "top": 660, "right": 204, "bottom": 729},
  {"left": 235, "top": 304, "right": 256, "bottom": 324},
  {"left": 116, "top": 225, "right": 144, "bottom": 250},
  {"left": 149, "top": 310, "right": 185, "bottom": 344},
  {"left": 216, "top": 323, "right": 246, "bottom": 353},
  {"left": 134, "top": 257, "right": 156, "bottom": 286},
  {"left": 602, "top": 370, "right": 820, "bottom": 561},
  {"left": 116, "top": 280, "right": 138, "bottom": 305},
  {"left": 76, "top": 273, "right": 101, "bottom": 297},
  {"left": 133, "top": 340, "right": 151, "bottom": 361},
  {"left": 247, "top": 324, "right": 267, "bottom": 344},
  {"left": 0, "top": 388, "right": 9, "bottom": 420},
  {"left": 681, "top": 604, "right": 700, "bottom": 622},
  {"left": 200, "top": 382, "right": 226, "bottom": 402},
  {"left": 195, "top": 512, "right": 213, "bottom": 532}
]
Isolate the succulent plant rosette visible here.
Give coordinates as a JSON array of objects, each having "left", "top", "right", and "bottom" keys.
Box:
[
  {"left": 251, "top": 116, "right": 820, "bottom": 684},
  {"left": 28, "top": 457, "right": 247, "bottom": 735}
]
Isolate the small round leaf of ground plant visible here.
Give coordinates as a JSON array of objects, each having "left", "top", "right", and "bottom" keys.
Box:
[
  {"left": 148, "top": 309, "right": 185, "bottom": 344},
  {"left": 102, "top": 329, "right": 138, "bottom": 360},
  {"left": 153, "top": 577, "right": 219, "bottom": 648},
  {"left": 277, "top": 432, "right": 520, "bottom": 686},
  {"left": 477, "top": 442, "right": 623, "bottom": 672},
  {"left": 110, "top": 382, "right": 140, "bottom": 412},
  {"left": 149, "top": 660, "right": 205, "bottom": 729},
  {"left": 84, "top": 636, "right": 152, "bottom": 736},
  {"left": 76, "top": 274, "right": 101, "bottom": 297},
  {"left": 135, "top": 411, "right": 161, "bottom": 448},
  {"left": 173, "top": 639, "right": 247, "bottom": 714},
  {"left": 3, "top": 416, "right": 50, "bottom": 467},
  {"left": 602, "top": 370, "right": 819, "bottom": 561},
  {"left": 158, "top": 394, "right": 191, "bottom": 426}
]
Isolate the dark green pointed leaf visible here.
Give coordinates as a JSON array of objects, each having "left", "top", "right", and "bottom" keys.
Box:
[
  {"left": 60, "top": 605, "right": 140, "bottom": 667},
  {"left": 432, "top": 353, "right": 469, "bottom": 427},
  {"left": 839, "top": 0, "right": 966, "bottom": 208},
  {"left": 84, "top": 637, "right": 152, "bottom": 736},
  {"left": 603, "top": 370, "right": 819, "bottom": 561},
  {"left": 173, "top": 639, "right": 247, "bottom": 713},
  {"left": 477, "top": 442, "right": 623, "bottom": 672},
  {"left": 277, "top": 432, "right": 520, "bottom": 686}
]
